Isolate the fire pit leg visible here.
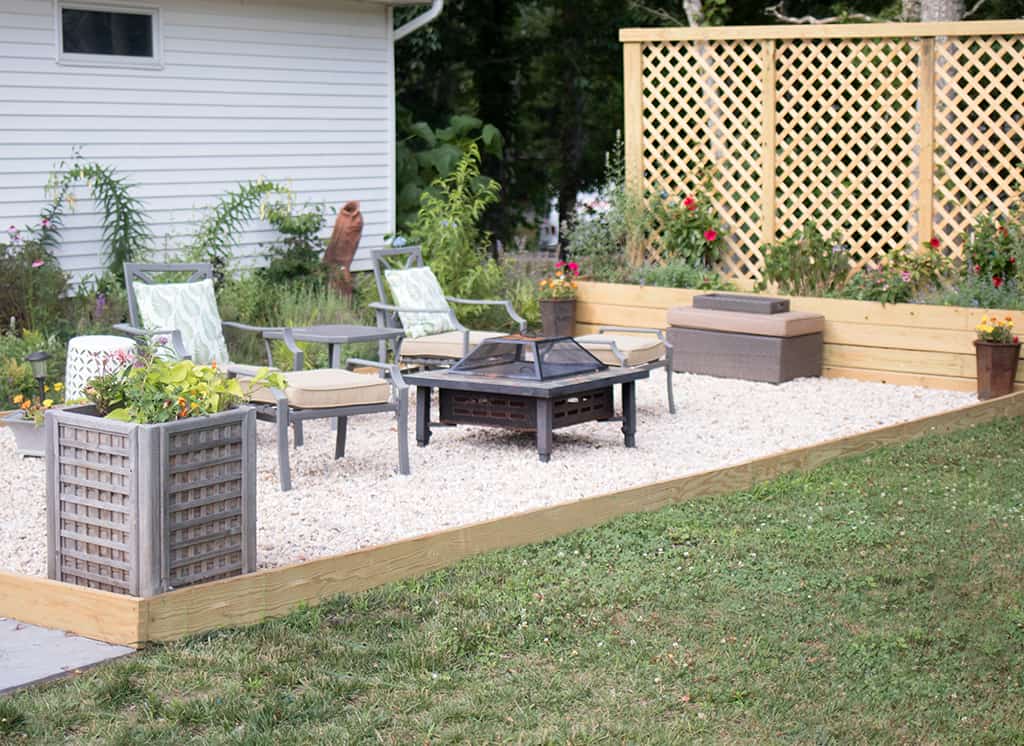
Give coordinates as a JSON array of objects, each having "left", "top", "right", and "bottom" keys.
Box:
[
  {"left": 536, "top": 399, "right": 553, "bottom": 462},
  {"left": 416, "top": 386, "right": 432, "bottom": 447},
  {"left": 622, "top": 381, "right": 637, "bottom": 448}
]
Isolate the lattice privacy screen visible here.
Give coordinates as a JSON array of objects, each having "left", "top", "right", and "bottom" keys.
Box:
[{"left": 623, "top": 23, "right": 1024, "bottom": 282}]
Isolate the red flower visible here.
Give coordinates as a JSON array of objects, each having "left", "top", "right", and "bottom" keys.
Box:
[
  {"left": 703, "top": 229, "right": 718, "bottom": 242},
  {"left": 974, "top": 264, "right": 981, "bottom": 274},
  {"left": 1011, "top": 257, "right": 1016, "bottom": 264},
  {"left": 683, "top": 196, "right": 697, "bottom": 211},
  {"left": 929, "top": 237, "right": 940, "bottom": 248},
  {"left": 1014, "top": 336, "right": 1020, "bottom": 344},
  {"left": 993, "top": 275, "right": 1004, "bottom": 289},
  {"left": 567, "top": 261, "right": 579, "bottom": 275}
]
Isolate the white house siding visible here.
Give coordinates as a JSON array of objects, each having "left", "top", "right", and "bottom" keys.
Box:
[{"left": 0, "top": 0, "right": 396, "bottom": 279}]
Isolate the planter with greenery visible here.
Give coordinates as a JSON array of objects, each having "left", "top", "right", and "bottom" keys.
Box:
[
  {"left": 538, "top": 261, "right": 580, "bottom": 337},
  {"left": 973, "top": 314, "right": 1020, "bottom": 400},
  {"left": 46, "top": 348, "right": 282, "bottom": 597}
]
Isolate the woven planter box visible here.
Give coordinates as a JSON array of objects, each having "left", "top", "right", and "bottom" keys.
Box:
[{"left": 45, "top": 405, "right": 257, "bottom": 597}]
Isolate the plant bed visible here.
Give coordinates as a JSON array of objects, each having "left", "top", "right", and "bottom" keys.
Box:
[{"left": 45, "top": 405, "right": 257, "bottom": 597}]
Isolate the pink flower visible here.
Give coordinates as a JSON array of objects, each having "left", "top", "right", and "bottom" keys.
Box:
[
  {"left": 703, "top": 229, "right": 718, "bottom": 242},
  {"left": 900, "top": 271, "right": 911, "bottom": 282},
  {"left": 31, "top": 259, "right": 44, "bottom": 268},
  {"left": 567, "top": 262, "right": 579, "bottom": 275},
  {"left": 555, "top": 261, "right": 565, "bottom": 269}
]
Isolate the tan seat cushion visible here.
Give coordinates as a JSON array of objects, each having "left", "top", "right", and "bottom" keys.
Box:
[
  {"left": 243, "top": 368, "right": 390, "bottom": 409},
  {"left": 576, "top": 334, "right": 665, "bottom": 367},
  {"left": 400, "top": 330, "right": 505, "bottom": 360},
  {"left": 666, "top": 307, "right": 824, "bottom": 338}
]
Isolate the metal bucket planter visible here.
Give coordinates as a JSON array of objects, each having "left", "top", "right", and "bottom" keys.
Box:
[
  {"left": 540, "top": 298, "right": 577, "bottom": 337},
  {"left": 45, "top": 405, "right": 257, "bottom": 597},
  {"left": 3, "top": 412, "right": 46, "bottom": 458},
  {"left": 974, "top": 340, "right": 1021, "bottom": 400}
]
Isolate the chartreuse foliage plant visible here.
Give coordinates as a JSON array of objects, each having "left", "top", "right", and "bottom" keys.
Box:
[{"left": 85, "top": 343, "right": 283, "bottom": 424}]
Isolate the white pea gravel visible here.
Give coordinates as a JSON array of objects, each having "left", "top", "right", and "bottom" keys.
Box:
[{"left": 0, "top": 372, "right": 975, "bottom": 577}]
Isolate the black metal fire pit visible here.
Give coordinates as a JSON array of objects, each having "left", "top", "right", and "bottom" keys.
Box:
[{"left": 448, "top": 335, "right": 606, "bottom": 381}]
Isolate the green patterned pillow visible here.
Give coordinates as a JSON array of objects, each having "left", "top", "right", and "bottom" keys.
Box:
[
  {"left": 385, "top": 267, "right": 456, "bottom": 338},
  {"left": 133, "top": 278, "right": 230, "bottom": 365}
]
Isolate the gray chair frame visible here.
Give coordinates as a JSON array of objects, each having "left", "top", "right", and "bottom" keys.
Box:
[
  {"left": 115, "top": 262, "right": 410, "bottom": 491},
  {"left": 369, "top": 246, "right": 527, "bottom": 367},
  {"left": 579, "top": 326, "right": 676, "bottom": 414}
]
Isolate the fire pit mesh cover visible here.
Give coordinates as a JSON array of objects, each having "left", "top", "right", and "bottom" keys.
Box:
[{"left": 449, "top": 335, "right": 606, "bottom": 380}]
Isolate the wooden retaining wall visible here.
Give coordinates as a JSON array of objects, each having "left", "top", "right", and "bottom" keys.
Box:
[
  {"left": 575, "top": 281, "right": 1023, "bottom": 392},
  {"left": 2, "top": 390, "right": 1023, "bottom": 646}
]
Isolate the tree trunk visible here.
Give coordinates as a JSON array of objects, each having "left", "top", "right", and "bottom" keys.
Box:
[
  {"left": 919, "top": 0, "right": 964, "bottom": 20},
  {"left": 555, "top": 2, "right": 586, "bottom": 262}
]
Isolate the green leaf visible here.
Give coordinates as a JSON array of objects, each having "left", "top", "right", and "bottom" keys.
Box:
[
  {"left": 449, "top": 114, "right": 483, "bottom": 135},
  {"left": 417, "top": 144, "right": 463, "bottom": 180},
  {"left": 105, "top": 408, "right": 133, "bottom": 422},
  {"left": 407, "top": 121, "right": 437, "bottom": 146},
  {"left": 480, "top": 124, "right": 504, "bottom": 156}
]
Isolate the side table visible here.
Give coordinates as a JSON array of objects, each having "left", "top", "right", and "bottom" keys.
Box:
[{"left": 64, "top": 335, "right": 135, "bottom": 401}]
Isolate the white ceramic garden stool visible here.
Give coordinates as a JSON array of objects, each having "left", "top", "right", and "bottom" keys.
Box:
[{"left": 64, "top": 335, "right": 136, "bottom": 401}]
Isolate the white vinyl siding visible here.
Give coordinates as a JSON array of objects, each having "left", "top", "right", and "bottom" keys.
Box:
[{"left": 0, "top": 0, "right": 395, "bottom": 278}]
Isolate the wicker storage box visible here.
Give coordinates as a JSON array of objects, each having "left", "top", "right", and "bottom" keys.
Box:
[{"left": 45, "top": 405, "right": 257, "bottom": 597}]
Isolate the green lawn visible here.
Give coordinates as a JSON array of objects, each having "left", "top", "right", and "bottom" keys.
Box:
[{"left": 3, "top": 418, "right": 1024, "bottom": 744}]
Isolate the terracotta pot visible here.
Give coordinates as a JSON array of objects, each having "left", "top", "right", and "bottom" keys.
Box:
[
  {"left": 540, "top": 298, "right": 576, "bottom": 338},
  {"left": 974, "top": 340, "right": 1021, "bottom": 400},
  {"left": 3, "top": 412, "right": 45, "bottom": 458}
]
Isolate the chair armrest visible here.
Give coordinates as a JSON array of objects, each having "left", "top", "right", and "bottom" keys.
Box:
[
  {"left": 223, "top": 321, "right": 282, "bottom": 335},
  {"left": 445, "top": 297, "right": 527, "bottom": 333},
  {"left": 596, "top": 325, "right": 667, "bottom": 341},
  {"left": 345, "top": 358, "right": 408, "bottom": 392},
  {"left": 111, "top": 323, "right": 188, "bottom": 359},
  {"left": 368, "top": 301, "right": 454, "bottom": 315}
]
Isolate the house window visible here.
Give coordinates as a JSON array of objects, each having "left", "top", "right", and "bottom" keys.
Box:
[{"left": 58, "top": 4, "right": 161, "bottom": 66}]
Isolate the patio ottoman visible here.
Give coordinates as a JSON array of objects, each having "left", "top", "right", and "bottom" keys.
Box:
[{"left": 666, "top": 305, "right": 825, "bottom": 383}]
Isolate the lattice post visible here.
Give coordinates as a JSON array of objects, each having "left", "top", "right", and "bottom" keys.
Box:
[
  {"left": 918, "top": 37, "right": 936, "bottom": 247},
  {"left": 623, "top": 41, "right": 644, "bottom": 265},
  {"left": 761, "top": 40, "right": 777, "bottom": 251}
]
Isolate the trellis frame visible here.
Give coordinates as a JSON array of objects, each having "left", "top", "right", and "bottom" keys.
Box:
[{"left": 621, "top": 20, "right": 1024, "bottom": 283}]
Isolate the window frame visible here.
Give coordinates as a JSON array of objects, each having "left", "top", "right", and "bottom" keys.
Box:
[{"left": 55, "top": 1, "right": 163, "bottom": 69}]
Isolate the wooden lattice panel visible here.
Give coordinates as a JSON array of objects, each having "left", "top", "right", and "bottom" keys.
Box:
[
  {"left": 774, "top": 38, "right": 920, "bottom": 271},
  {"left": 932, "top": 36, "right": 1024, "bottom": 246},
  {"left": 624, "top": 23, "right": 1024, "bottom": 283},
  {"left": 641, "top": 40, "right": 765, "bottom": 278}
]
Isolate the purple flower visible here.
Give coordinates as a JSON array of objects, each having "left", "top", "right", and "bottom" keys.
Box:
[{"left": 94, "top": 293, "right": 107, "bottom": 317}]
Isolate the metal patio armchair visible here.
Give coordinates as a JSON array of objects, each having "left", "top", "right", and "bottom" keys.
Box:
[
  {"left": 115, "top": 262, "right": 409, "bottom": 491},
  {"left": 370, "top": 246, "right": 527, "bottom": 368}
]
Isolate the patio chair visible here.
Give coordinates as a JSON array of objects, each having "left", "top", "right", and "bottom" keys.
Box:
[
  {"left": 575, "top": 327, "right": 676, "bottom": 414},
  {"left": 115, "top": 262, "right": 409, "bottom": 491},
  {"left": 370, "top": 246, "right": 527, "bottom": 368}
]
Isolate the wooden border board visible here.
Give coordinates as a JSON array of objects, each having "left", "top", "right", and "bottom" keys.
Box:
[{"left": 3, "top": 390, "right": 1020, "bottom": 647}]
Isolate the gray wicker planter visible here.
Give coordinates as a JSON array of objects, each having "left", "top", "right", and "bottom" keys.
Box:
[
  {"left": 4, "top": 412, "right": 46, "bottom": 458},
  {"left": 45, "top": 405, "right": 257, "bottom": 597}
]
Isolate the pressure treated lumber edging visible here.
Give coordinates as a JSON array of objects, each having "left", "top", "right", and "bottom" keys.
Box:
[{"left": 2, "top": 390, "right": 1016, "bottom": 647}]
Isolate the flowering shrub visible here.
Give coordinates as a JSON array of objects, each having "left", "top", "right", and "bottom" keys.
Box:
[
  {"left": 10, "top": 382, "right": 64, "bottom": 427},
  {"left": 0, "top": 224, "right": 69, "bottom": 331},
  {"left": 976, "top": 314, "right": 1018, "bottom": 344},
  {"left": 650, "top": 187, "right": 724, "bottom": 268},
  {"left": 840, "top": 264, "right": 916, "bottom": 303},
  {"left": 963, "top": 210, "right": 1023, "bottom": 289},
  {"left": 538, "top": 261, "right": 580, "bottom": 300},
  {"left": 758, "top": 221, "right": 849, "bottom": 296},
  {"left": 85, "top": 343, "right": 284, "bottom": 424}
]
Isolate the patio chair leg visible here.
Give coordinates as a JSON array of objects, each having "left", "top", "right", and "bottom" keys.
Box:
[
  {"left": 293, "top": 421, "right": 304, "bottom": 447},
  {"left": 277, "top": 401, "right": 293, "bottom": 492},
  {"left": 335, "top": 417, "right": 348, "bottom": 459},
  {"left": 665, "top": 358, "right": 676, "bottom": 415},
  {"left": 397, "top": 389, "right": 410, "bottom": 475}
]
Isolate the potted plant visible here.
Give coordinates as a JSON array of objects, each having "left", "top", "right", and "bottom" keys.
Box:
[
  {"left": 974, "top": 314, "right": 1021, "bottom": 400},
  {"left": 538, "top": 261, "right": 581, "bottom": 337},
  {"left": 3, "top": 382, "right": 63, "bottom": 457},
  {"left": 46, "top": 344, "right": 283, "bottom": 597}
]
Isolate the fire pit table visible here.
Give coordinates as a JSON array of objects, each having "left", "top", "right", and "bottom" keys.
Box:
[{"left": 404, "top": 336, "right": 650, "bottom": 462}]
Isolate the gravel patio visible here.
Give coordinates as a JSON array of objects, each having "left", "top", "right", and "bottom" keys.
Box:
[{"left": 0, "top": 370, "right": 974, "bottom": 577}]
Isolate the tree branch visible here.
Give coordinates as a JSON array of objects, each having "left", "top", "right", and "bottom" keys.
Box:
[
  {"left": 765, "top": 1, "right": 877, "bottom": 23},
  {"left": 962, "top": 0, "right": 987, "bottom": 18},
  {"left": 629, "top": 1, "right": 688, "bottom": 26}
]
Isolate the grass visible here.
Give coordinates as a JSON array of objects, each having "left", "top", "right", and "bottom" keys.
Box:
[{"left": 4, "top": 418, "right": 1024, "bottom": 744}]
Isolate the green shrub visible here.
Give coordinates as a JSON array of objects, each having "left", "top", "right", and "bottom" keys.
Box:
[
  {"left": 919, "top": 274, "right": 1024, "bottom": 310},
  {"left": 0, "top": 328, "right": 67, "bottom": 406},
  {"left": 404, "top": 144, "right": 505, "bottom": 328},
  {"left": 838, "top": 265, "right": 916, "bottom": 303},
  {"left": 0, "top": 228, "right": 70, "bottom": 331},
  {"left": 963, "top": 210, "right": 1024, "bottom": 286},
  {"left": 758, "top": 221, "right": 849, "bottom": 296},
  {"left": 631, "top": 260, "right": 736, "bottom": 290},
  {"left": 258, "top": 201, "right": 327, "bottom": 287}
]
